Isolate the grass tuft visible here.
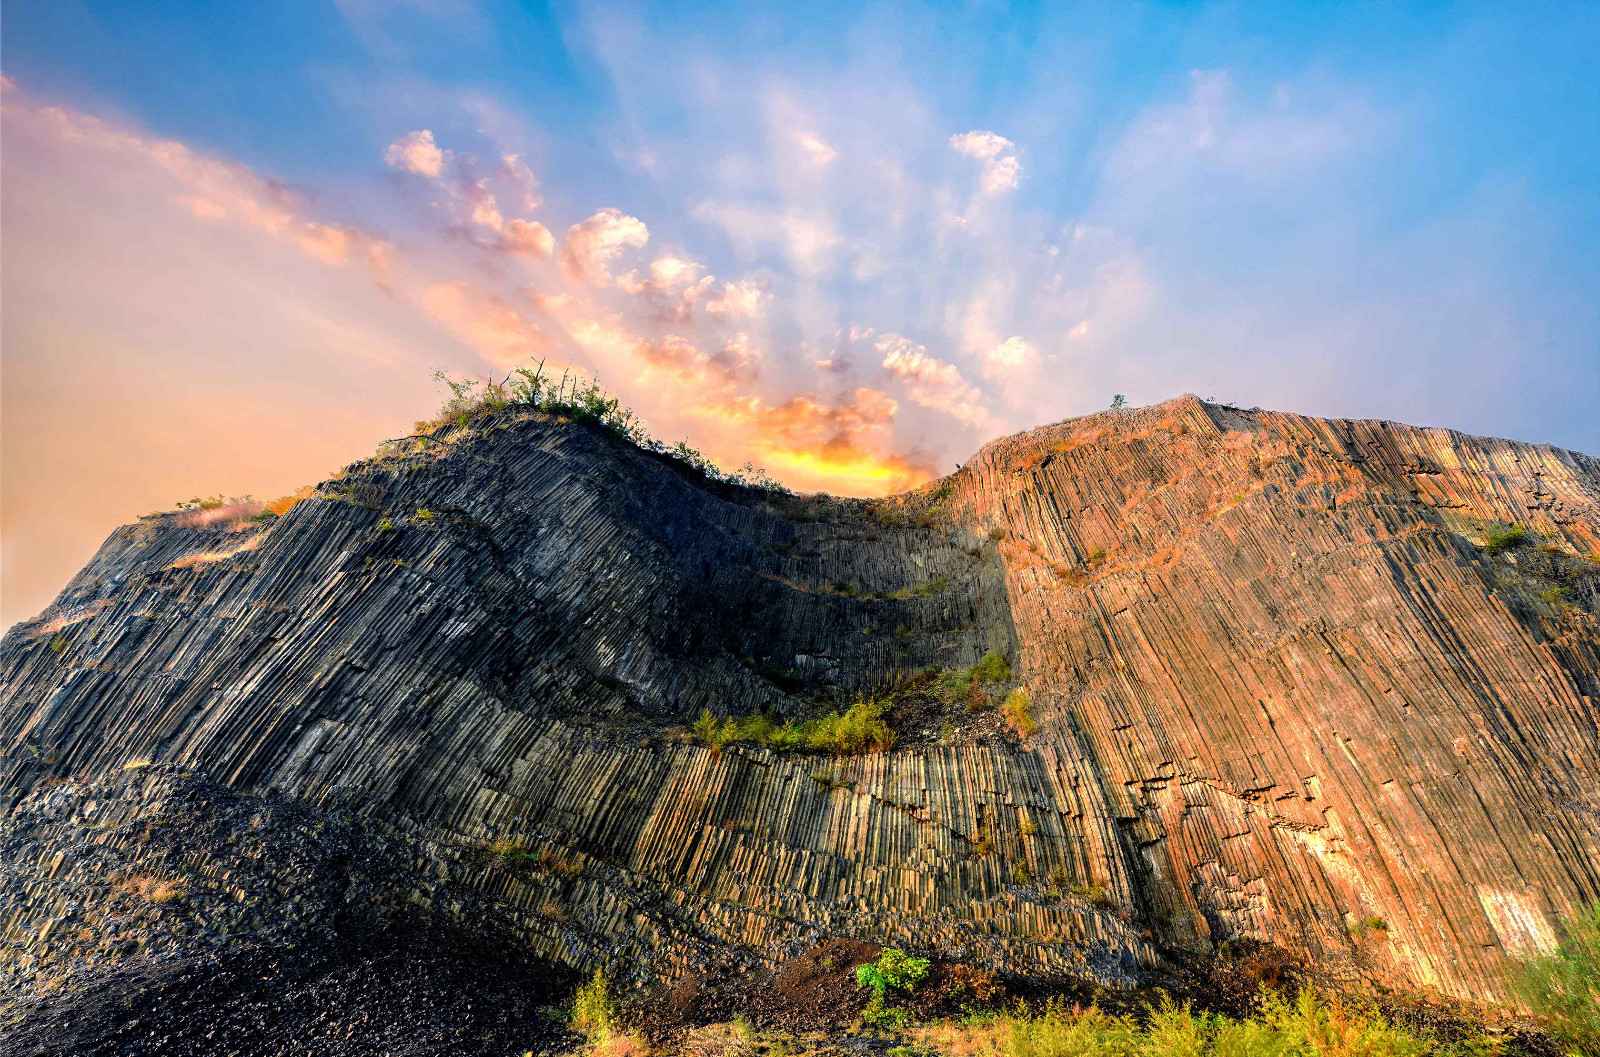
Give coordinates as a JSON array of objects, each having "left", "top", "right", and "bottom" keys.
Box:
[
  {"left": 691, "top": 698, "right": 894, "bottom": 756},
  {"left": 1484, "top": 524, "right": 1529, "bottom": 556}
]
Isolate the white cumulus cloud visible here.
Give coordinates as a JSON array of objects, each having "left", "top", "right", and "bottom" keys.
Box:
[
  {"left": 560, "top": 208, "right": 650, "bottom": 284},
  {"left": 985, "top": 336, "right": 1038, "bottom": 372},
  {"left": 949, "top": 130, "right": 1023, "bottom": 195},
  {"left": 384, "top": 129, "right": 445, "bottom": 179}
]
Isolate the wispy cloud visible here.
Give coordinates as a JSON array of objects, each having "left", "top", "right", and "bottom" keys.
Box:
[{"left": 876, "top": 334, "right": 989, "bottom": 428}]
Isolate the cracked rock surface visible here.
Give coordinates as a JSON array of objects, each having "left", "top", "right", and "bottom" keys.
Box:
[{"left": 3, "top": 394, "right": 1598, "bottom": 1025}]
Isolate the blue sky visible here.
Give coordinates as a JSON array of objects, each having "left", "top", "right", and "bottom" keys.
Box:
[{"left": 3, "top": 0, "right": 1598, "bottom": 625}]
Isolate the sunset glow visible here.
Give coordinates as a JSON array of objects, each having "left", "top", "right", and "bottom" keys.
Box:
[{"left": 3, "top": 3, "right": 1597, "bottom": 629}]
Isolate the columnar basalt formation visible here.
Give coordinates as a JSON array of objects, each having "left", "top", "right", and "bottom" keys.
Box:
[{"left": 3, "top": 395, "right": 1597, "bottom": 1009}]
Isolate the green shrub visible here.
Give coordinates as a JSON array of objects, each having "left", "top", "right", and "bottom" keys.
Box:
[
  {"left": 1485, "top": 525, "right": 1529, "bottom": 556},
  {"left": 1003, "top": 688, "right": 1036, "bottom": 738},
  {"left": 1512, "top": 900, "right": 1600, "bottom": 1053},
  {"left": 805, "top": 698, "right": 895, "bottom": 754},
  {"left": 1007, "top": 1000, "right": 1142, "bottom": 1057},
  {"left": 1070, "top": 879, "right": 1113, "bottom": 908},
  {"left": 972, "top": 651, "right": 1012, "bottom": 683},
  {"left": 1362, "top": 916, "right": 1389, "bottom": 934},
  {"left": 935, "top": 666, "right": 977, "bottom": 703},
  {"left": 488, "top": 838, "right": 534, "bottom": 867},
  {"left": 569, "top": 970, "right": 619, "bottom": 1042},
  {"left": 1540, "top": 586, "right": 1571, "bottom": 605},
  {"left": 857, "top": 948, "right": 931, "bottom": 999},
  {"left": 424, "top": 363, "right": 789, "bottom": 493}
]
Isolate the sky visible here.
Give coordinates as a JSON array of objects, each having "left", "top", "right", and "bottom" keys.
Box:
[{"left": 3, "top": 1, "right": 1598, "bottom": 630}]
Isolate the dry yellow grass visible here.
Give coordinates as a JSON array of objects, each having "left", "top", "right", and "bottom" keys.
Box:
[
  {"left": 911, "top": 1018, "right": 1007, "bottom": 1057},
  {"left": 165, "top": 536, "right": 260, "bottom": 570},
  {"left": 265, "top": 485, "right": 317, "bottom": 517},
  {"left": 121, "top": 873, "right": 185, "bottom": 904}
]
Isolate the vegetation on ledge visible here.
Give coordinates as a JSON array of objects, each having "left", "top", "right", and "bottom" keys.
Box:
[{"left": 419, "top": 362, "right": 792, "bottom": 494}]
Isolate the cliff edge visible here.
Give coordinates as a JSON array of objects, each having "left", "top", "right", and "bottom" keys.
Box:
[{"left": 3, "top": 395, "right": 1598, "bottom": 1013}]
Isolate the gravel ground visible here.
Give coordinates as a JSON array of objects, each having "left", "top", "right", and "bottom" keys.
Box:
[{"left": 0, "top": 928, "right": 580, "bottom": 1057}]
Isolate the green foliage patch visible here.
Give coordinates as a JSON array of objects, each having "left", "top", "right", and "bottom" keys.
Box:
[
  {"left": 933, "top": 652, "right": 1013, "bottom": 709},
  {"left": 569, "top": 970, "right": 620, "bottom": 1043},
  {"left": 858, "top": 948, "right": 932, "bottom": 1030},
  {"left": 916, "top": 989, "right": 1506, "bottom": 1057},
  {"left": 692, "top": 697, "right": 895, "bottom": 756},
  {"left": 1484, "top": 525, "right": 1529, "bottom": 556},
  {"left": 1513, "top": 900, "right": 1600, "bottom": 1054}
]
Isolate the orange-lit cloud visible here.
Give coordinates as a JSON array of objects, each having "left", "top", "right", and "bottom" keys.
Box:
[
  {"left": 690, "top": 388, "right": 932, "bottom": 494},
  {"left": 984, "top": 335, "right": 1038, "bottom": 372},
  {"left": 420, "top": 281, "right": 555, "bottom": 365},
  {"left": 3, "top": 90, "right": 394, "bottom": 279},
  {"left": 504, "top": 218, "right": 555, "bottom": 258},
  {"left": 1, "top": 79, "right": 957, "bottom": 632}
]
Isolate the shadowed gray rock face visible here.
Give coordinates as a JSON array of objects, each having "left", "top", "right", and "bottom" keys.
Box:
[{"left": 3, "top": 396, "right": 1599, "bottom": 1008}]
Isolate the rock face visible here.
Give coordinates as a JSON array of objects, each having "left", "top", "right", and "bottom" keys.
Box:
[{"left": 3, "top": 395, "right": 1598, "bottom": 1007}]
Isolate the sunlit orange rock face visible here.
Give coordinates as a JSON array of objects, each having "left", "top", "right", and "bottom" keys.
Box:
[
  {"left": 955, "top": 396, "right": 1600, "bottom": 1000},
  {"left": 2, "top": 395, "right": 1597, "bottom": 1006}
]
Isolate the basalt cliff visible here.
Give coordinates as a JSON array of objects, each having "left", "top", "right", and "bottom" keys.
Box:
[{"left": 3, "top": 396, "right": 1599, "bottom": 1024}]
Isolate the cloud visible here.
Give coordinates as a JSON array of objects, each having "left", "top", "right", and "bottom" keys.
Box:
[
  {"left": 560, "top": 207, "right": 650, "bottom": 284},
  {"left": 712, "top": 332, "right": 761, "bottom": 378},
  {"left": 297, "top": 224, "right": 353, "bottom": 266},
  {"left": 794, "top": 131, "right": 838, "bottom": 165},
  {"left": 949, "top": 130, "right": 1022, "bottom": 194},
  {"left": 384, "top": 129, "right": 445, "bottom": 178},
  {"left": 503, "top": 218, "right": 554, "bottom": 258},
  {"left": 984, "top": 336, "right": 1038, "bottom": 372},
  {"left": 877, "top": 334, "right": 989, "bottom": 427},
  {"left": 498, "top": 152, "right": 543, "bottom": 212},
  {"left": 692, "top": 201, "right": 838, "bottom": 274},
  {"left": 420, "top": 281, "right": 554, "bottom": 365},
  {"left": 385, "top": 129, "right": 560, "bottom": 256},
  {"left": 4, "top": 85, "right": 393, "bottom": 279},
  {"left": 649, "top": 255, "right": 701, "bottom": 286},
  {"left": 704, "top": 278, "right": 766, "bottom": 318},
  {"left": 633, "top": 334, "right": 714, "bottom": 385},
  {"left": 691, "top": 387, "right": 931, "bottom": 494}
]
